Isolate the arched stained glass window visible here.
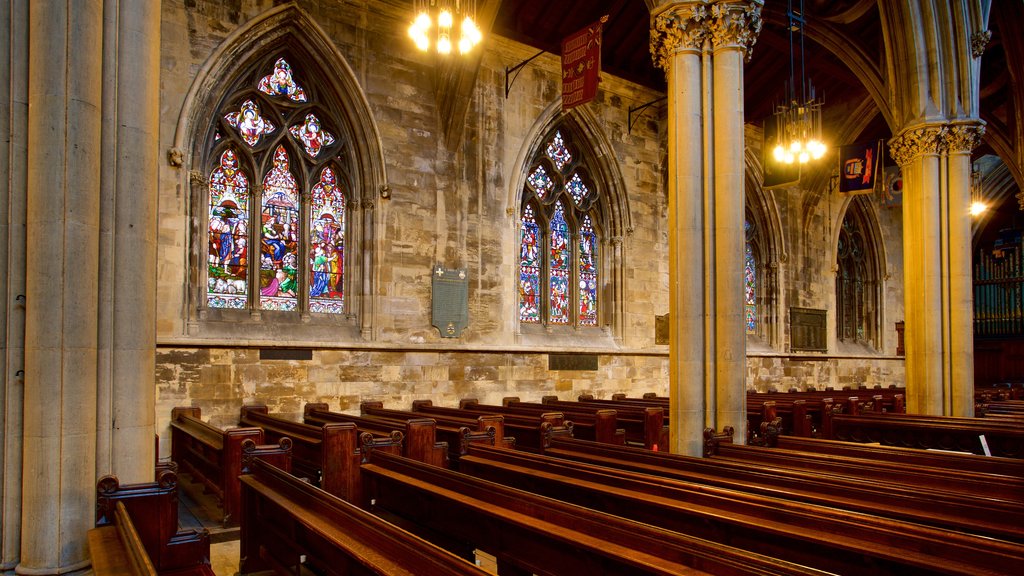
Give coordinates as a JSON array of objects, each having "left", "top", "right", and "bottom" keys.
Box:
[
  {"left": 745, "top": 219, "right": 756, "bottom": 334},
  {"left": 208, "top": 148, "right": 250, "bottom": 309},
  {"left": 518, "top": 127, "right": 601, "bottom": 328},
  {"left": 309, "top": 167, "right": 345, "bottom": 314},
  {"left": 836, "top": 200, "right": 879, "bottom": 347},
  {"left": 204, "top": 55, "right": 350, "bottom": 315}
]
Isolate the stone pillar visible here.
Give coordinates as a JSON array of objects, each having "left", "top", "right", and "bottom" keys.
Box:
[
  {"left": 20, "top": 0, "right": 103, "bottom": 573},
  {"left": 889, "top": 121, "right": 983, "bottom": 416},
  {"left": 652, "top": 0, "right": 761, "bottom": 455},
  {"left": 98, "top": 0, "right": 161, "bottom": 483}
]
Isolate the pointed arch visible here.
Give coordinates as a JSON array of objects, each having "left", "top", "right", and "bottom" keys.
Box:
[
  {"left": 173, "top": 2, "right": 385, "bottom": 340},
  {"left": 834, "top": 195, "right": 888, "bottom": 351},
  {"left": 743, "top": 137, "right": 786, "bottom": 349}
]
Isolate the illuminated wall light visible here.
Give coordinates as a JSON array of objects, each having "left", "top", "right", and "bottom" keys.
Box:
[
  {"left": 970, "top": 201, "right": 988, "bottom": 217},
  {"left": 410, "top": 1, "right": 480, "bottom": 55}
]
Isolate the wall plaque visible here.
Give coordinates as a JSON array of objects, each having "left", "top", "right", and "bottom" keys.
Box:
[
  {"left": 431, "top": 265, "right": 468, "bottom": 338},
  {"left": 259, "top": 348, "right": 313, "bottom": 361},
  {"left": 655, "top": 313, "right": 669, "bottom": 345},
  {"left": 790, "top": 307, "right": 827, "bottom": 352},
  {"left": 549, "top": 353, "right": 599, "bottom": 371}
]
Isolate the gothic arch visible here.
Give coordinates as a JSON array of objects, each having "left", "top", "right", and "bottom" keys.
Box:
[
  {"left": 172, "top": 2, "right": 387, "bottom": 340},
  {"left": 744, "top": 143, "right": 786, "bottom": 349},
  {"left": 509, "top": 102, "right": 632, "bottom": 343},
  {"left": 833, "top": 195, "right": 888, "bottom": 351}
]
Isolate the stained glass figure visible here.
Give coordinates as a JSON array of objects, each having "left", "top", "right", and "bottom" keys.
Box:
[
  {"left": 259, "top": 146, "right": 300, "bottom": 311},
  {"left": 290, "top": 113, "right": 336, "bottom": 158},
  {"left": 207, "top": 149, "right": 250, "bottom": 309},
  {"left": 745, "top": 241, "right": 756, "bottom": 334},
  {"left": 224, "top": 99, "right": 275, "bottom": 147},
  {"left": 258, "top": 58, "right": 308, "bottom": 102},
  {"left": 545, "top": 131, "right": 572, "bottom": 171},
  {"left": 549, "top": 202, "right": 571, "bottom": 324},
  {"left": 309, "top": 167, "right": 346, "bottom": 314},
  {"left": 519, "top": 205, "right": 541, "bottom": 323},
  {"left": 578, "top": 215, "right": 598, "bottom": 326},
  {"left": 567, "top": 173, "right": 589, "bottom": 206},
  {"left": 527, "top": 165, "right": 554, "bottom": 198}
]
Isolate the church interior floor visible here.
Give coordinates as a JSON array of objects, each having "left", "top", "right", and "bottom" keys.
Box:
[{"left": 176, "top": 473, "right": 241, "bottom": 576}]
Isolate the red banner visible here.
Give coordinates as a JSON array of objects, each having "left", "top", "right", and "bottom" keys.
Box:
[{"left": 562, "top": 16, "right": 606, "bottom": 111}]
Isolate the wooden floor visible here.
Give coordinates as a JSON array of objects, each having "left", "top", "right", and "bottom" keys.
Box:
[{"left": 176, "top": 472, "right": 240, "bottom": 544}]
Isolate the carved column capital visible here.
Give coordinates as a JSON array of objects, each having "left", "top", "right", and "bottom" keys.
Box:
[
  {"left": 709, "top": 1, "right": 764, "bottom": 59},
  {"left": 887, "top": 124, "right": 947, "bottom": 167},
  {"left": 971, "top": 30, "right": 992, "bottom": 58},
  {"left": 942, "top": 121, "right": 986, "bottom": 154},
  {"left": 650, "top": 2, "right": 711, "bottom": 71}
]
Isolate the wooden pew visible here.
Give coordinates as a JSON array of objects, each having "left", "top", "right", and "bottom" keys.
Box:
[
  {"left": 359, "top": 401, "right": 513, "bottom": 464},
  {"left": 89, "top": 501, "right": 158, "bottom": 576},
  {"left": 458, "top": 444, "right": 1024, "bottom": 575},
  {"left": 771, "top": 434, "right": 1024, "bottom": 477},
  {"left": 94, "top": 471, "right": 213, "bottom": 576},
  {"left": 411, "top": 399, "right": 570, "bottom": 452},
  {"left": 827, "top": 412, "right": 1024, "bottom": 458},
  {"left": 541, "top": 395, "right": 669, "bottom": 451},
  {"left": 539, "top": 436, "right": 1024, "bottom": 542},
  {"left": 707, "top": 440, "right": 1024, "bottom": 502},
  {"left": 239, "top": 405, "right": 390, "bottom": 502},
  {"left": 304, "top": 402, "right": 449, "bottom": 467},
  {"left": 459, "top": 398, "right": 625, "bottom": 446},
  {"left": 361, "top": 450, "right": 830, "bottom": 576},
  {"left": 169, "top": 406, "right": 290, "bottom": 525},
  {"left": 238, "top": 458, "right": 489, "bottom": 576}
]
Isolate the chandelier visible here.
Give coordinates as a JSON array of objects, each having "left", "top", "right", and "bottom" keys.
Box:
[
  {"left": 772, "top": 0, "right": 826, "bottom": 165},
  {"left": 408, "top": 0, "right": 482, "bottom": 55}
]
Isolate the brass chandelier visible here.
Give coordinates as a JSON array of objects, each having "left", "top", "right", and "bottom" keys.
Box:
[
  {"left": 408, "top": 0, "right": 482, "bottom": 55},
  {"left": 772, "top": 0, "right": 826, "bottom": 165}
]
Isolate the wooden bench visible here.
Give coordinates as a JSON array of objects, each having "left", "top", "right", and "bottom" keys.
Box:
[
  {"left": 239, "top": 404, "right": 399, "bottom": 502},
  {"left": 238, "top": 457, "right": 489, "bottom": 576},
  {"left": 540, "top": 395, "right": 669, "bottom": 451},
  {"left": 169, "top": 407, "right": 291, "bottom": 525},
  {"left": 459, "top": 398, "right": 625, "bottom": 446},
  {"left": 304, "top": 402, "right": 449, "bottom": 467},
  {"left": 411, "top": 399, "right": 570, "bottom": 452},
  {"left": 360, "top": 450, "right": 830, "bottom": 576},
  {"left": 458, "top": 443, "right": 1024, "bottom": 575},
  {"left": 827, "top": 412, "right": 1024, "bottom": 457},
  {"left": 93, "top": 471, "right": 213, "bottom": 576},
  {"left": 539, "top": 436, "right": 1024, "bottom": 543}
]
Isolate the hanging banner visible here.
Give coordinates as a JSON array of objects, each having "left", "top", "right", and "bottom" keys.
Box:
[
  {"left": 762, "top": 118, "right": 800, "bottom": 189},
  {"left": 838, "top": 140, "right": 882, "bottom": 195},
  {"left": 562, "top": 16, "right": 607, "bottom": 111}
]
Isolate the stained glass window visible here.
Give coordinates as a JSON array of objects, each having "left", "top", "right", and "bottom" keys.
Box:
[
  {"left": 579, "top": 215, "right": 598, "bottom": 326},
  {"left": 567, "top": 173, "right": 589, "bottom": 206},
  {"left": 309, "top": 167, "right": 346, "bottom": 314},
  {"left": 545, "top": 131, "right": 572, "bottom": 170},
  {"left": 290, "top": 113, "right": 335, "bottom": 158},
  {"left": 745, "top": 240, "right": 756, "bottom": 334},
  {"left": 527, "top": 166, "right": 553, "bottom": 198},
  {"left": 519, "top": 204, "right": 541, "bottom": 323},
  {"left": 208, "top": 149, "right": 250, "bottom": 309},
  {"left": 549, "top": 202, "right": 571, "bottom": 324},
  {"left": 224, "top": 99, "right": 275, "bottom": 147},
  {"left": 258, "top": 58, "right": 307, "bottom": 102},
  {"left": 205, "top": 55, "right": 352, "bottom": 317},
  {"left": 259, "top": 146, "right": 299, "bottom": 311},
  {"left": 518, "top": 127, "right": 602, "bottom": 328}
]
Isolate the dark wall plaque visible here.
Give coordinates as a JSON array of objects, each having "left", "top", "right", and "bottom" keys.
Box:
[
  {"left": 790, "top": 307, "right": 827, "bottom": 352},
  {"left": 259, "top": 348, "right": 313, "bottom": 361},
  {"left": 431, "top": 265, "right": 469, "bottom": 338},
  {"left": 549, "top": 353, "right": 599, "bottom": 371},
  {"left": 655, "top": 313, "right": 669, "bottom": 345}
]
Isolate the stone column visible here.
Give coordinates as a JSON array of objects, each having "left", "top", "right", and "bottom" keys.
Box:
[
  {"left": 652, "top": 0, "right": 761, "bottom": 455},
  {"left": 889, "top": 121, "right": 983, "bottom": 416},
  {"left": 20, "top": 0, "right": 103, "bottom": 573}
]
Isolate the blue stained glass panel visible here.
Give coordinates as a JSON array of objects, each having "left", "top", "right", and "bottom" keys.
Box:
[
  {"left": 208, "top": 149, "right": 250, "bottom": 309},
  {"left": 745, "top": 240, "right": 756, "bottom": 334},
  {"left": 549, "top": 202, "right": 571, "bottom": 324},
  {"left": 527, "top": 165, "right": 554, "bottom": 198},
  {"left": 545, "top": 131, "right": 572, "bottom": 171},
  {"left": 309, "top": 167, "right": 346, "bottom": 314},
  {"left": 260, "top": 146, "right": 299, "bottom": 311},
  {"left": 578, "top": 215, "right": 598, "bottom": 326},
  {"left": 519, "top": 205, "right": 541, "bottom": 323}
]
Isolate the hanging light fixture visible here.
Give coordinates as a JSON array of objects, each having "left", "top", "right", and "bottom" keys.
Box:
[
  {"left": 772, "top": 0, "right": 826, "bottom": 165},
  {"left": 409, "top": 0, "right": 482, "bottom": 55}
]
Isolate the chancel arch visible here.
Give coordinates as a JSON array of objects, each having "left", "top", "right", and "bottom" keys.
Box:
[{"left": 172, "top": 4, "right": 386, "bottom": 342}]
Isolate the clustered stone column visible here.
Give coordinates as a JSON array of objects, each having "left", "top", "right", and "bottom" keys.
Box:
[
  {"left": 651, "top": 0, "right": 762, "bottom": 456},
  {"left": 889, "top": 120, "right": 984, "bottom": 417}
]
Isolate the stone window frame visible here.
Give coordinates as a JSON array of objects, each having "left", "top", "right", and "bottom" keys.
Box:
[{"left": 834, "top": 195, "right": 884, "bottom": 350}]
